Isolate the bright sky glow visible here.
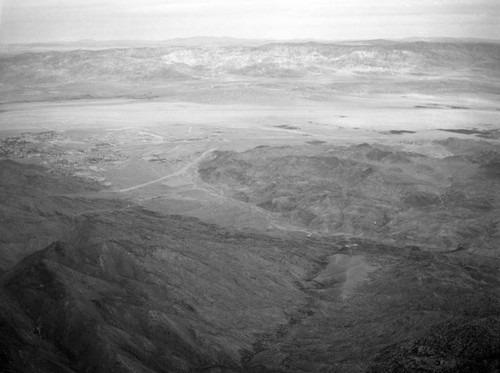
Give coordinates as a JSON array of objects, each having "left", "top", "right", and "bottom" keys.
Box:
[{"left": 0, "top": 0, "right": 499, "bottom": 43}]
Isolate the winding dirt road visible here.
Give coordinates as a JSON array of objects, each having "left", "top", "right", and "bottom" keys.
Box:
[{"left": 117, "top": 148, "right": 216, "bottom": 193}]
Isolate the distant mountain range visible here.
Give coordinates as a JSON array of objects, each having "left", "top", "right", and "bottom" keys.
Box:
[
  {"left": 1, "top": 39, "right": 499, "bottom": 103},
  {"left": 0, "top": 37, "right": 272, "bottom": 51},
  {"left": 2, "top": 36, "right": 500, "bottom": 50},
  {"left": 2, "top": 40, "right": 499, "bottom": 81}
]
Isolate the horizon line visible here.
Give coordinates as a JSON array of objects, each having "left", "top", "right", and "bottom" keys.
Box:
[{"left": 2, "top": 35, "right": 500, "bottom": 46}]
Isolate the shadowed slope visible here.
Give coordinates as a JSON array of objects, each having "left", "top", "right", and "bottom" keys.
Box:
[{"left": 0, "top": 160, "right": 499, "bottom": 371}]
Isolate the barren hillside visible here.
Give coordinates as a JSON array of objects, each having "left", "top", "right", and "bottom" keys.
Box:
[{"left": 1, "top": 41, "right": 500, "bottom": 103}]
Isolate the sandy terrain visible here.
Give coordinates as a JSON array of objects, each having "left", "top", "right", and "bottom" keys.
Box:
[{"left": 2, "top": 94, "right": 498, "bottom": 235}]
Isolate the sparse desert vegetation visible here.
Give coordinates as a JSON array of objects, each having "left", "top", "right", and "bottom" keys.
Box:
[{"left": 0, "top": 39, "right": 499, "bottom": 372}]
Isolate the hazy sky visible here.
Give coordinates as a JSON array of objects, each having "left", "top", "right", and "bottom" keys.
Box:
[{"left": 1, "top": 0, "right": 499, "bottom": 43}]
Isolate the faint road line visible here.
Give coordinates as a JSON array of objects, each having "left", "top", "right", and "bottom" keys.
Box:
[{"left": 117, "top": 148, "right": 216, "bottom": 193}]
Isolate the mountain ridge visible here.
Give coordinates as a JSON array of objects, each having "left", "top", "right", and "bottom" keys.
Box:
[{"left": 3, "top": 36, "right": 500, "bottom": 49}]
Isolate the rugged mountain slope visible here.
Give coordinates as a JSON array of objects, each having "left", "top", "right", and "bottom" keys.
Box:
[
  {"left": 1, "top": 41, "right": 499, "bottom": 101},
  {"left": 0, "top": 159, "right": 105, "bottom": 271},
  {"left": 198, "top": 139, "right": 500, "bottom": 256},
  {"left": 246, "top": 241, "right": 500, "bottom": 372},
  {"left": 1, "top": 159, "right": 499, "bottom": 372},
  {"left": 0, "top": 161, "right": 322, "bottom": 371}
]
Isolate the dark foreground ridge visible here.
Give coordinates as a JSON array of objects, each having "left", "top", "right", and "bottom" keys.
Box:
[{"left": 0, "top": 160, "right": 499, "bottom": 372}]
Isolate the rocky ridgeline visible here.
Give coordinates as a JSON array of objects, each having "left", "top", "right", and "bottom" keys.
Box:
[
  {"left": 198, "top": 140, "right": 500, "bottom": 256},
  {"left": 1, "top": 41, "right": 499, "bottom": 85}
]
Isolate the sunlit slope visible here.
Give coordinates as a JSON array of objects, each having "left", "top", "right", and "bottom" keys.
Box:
[
  {"left": 3, "top": 41, "right": 500, "bottom": 78},
  {"left": 1, "top": 41, "right": 499, "bottom": 102},
  {"left": 198, "top": 140, "right": 500, "bottom": 255}
]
